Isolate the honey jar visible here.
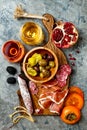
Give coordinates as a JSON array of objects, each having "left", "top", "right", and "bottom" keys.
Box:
[
  {"left": 20, "top": 22, "right": 44, "bottom": 45},
  {"left": 2, "top": 40, "right": 25, "bottom": 63}
]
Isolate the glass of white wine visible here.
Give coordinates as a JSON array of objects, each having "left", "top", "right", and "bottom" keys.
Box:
[{"left": 20, "top": 22, "right": 44, "bottom": 45}]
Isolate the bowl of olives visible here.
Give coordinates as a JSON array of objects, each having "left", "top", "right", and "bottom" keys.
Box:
[{"left": 23, "top": 47, "right": 58, "bottom": 83}]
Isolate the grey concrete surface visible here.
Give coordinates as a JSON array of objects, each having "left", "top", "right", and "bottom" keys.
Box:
[{"left": 0, "top": 0, "right": 87, "bottom": 130}]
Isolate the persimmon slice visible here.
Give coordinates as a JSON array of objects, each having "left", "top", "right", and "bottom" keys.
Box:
[
  {"left": 64, "top": 93, "right": 84, "bottom": 110},
  {"left": 60, "top": 106, "right": 81, "bottom": 124},
  {"left": 69, "top": 86, "right": 84, "bottom": 98}
]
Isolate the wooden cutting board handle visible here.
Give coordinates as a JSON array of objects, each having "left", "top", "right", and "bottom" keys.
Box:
[
  {"left": 42, "top": 13, "right": 54, "bottom": 35},
  {"left": 42, "top": 13, "right": 67, "bottom": 65},
  {"left": 42, "top": 13, "right": 55, "bottom": 48}
]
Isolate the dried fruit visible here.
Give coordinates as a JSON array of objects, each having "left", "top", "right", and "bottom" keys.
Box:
[
  {"left": 6, "top": 66, "right": 17, "bottom": 75},
  {"left": 52, "top": 21, "right": 78, "bottom": 48},
  {"left": 7, "top": 77, "right": 16, "bottom": 84}
]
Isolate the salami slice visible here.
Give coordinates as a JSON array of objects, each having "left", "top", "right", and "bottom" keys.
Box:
[
  {"left": 18, "top": 76, "right": 33, "bottom": 114},
  {"left": 29, "top": 81, "right": 38, "bottom": 95},
  {"left": 59, "top": 64, "right": 72, "bottom": 75},
  {"left": 56, "top": 64, "right": 71, "bottom": 88}
]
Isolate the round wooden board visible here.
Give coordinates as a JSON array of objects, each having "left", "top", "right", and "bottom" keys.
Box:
[{"left": 17, "top": 14, "right": 69, "bottom": 116}]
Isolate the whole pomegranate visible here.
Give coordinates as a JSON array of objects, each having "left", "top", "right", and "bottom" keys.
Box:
[{"left": 52, "top": 21, "right": 79, "bottom": 48}]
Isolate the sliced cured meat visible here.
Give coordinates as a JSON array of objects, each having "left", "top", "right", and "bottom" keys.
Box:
[
  {"left": 59, "top": 64, "right": 72, "bottom": 75},
  {"left": 42, "top": 78, "right": 58, "bottom": 88},
  {"left": 49, "top": 102, "right": 63, "bottom": 115},
  {"left": 42, "top": 64, "right": 71, "bottom": 89},
  {"left": 18, "top": 76, "right": 33, "bottom": 114},
  {"left": 38, "top": 88, "right": 68, "bottom": 113},
  {"left": 41, "top": 85, "right": 62, "bottom": 95},
  {"left": 50, "top": 89, "right": 68, "bottom": 104},
  {"left": 37, "top": 64, "right": 71, "bottom": 114},
  {"left": 56, "top": 71, "right": 68, "bottom": 82},
  {"left": 38, "top": 98, "right": 52, "bottom": 109},
  {"left": 56, "top": 64, "right": 71, "bottom": 88},
  {"left": 52, "top": 21, "right": 78, "bottom": 48},
  {"left": 56, "top": 79, "right": 67, "bottom": 88},
  {"left": 40, "top": 64, "right": 71, "bottom": 91},
  {"left": 29, "top": 81, "right": 38, "bottom": 95},
  {"left": 35, "top": 108, "right": 44, "bottom": 114}
]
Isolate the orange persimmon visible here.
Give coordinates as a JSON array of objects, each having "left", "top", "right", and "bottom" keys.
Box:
[
  {"left": 64, "top": 93, "right": 84, "bottom": 110},
  {"left": 60, "top": 106, "right": 81, "bottom": 124},
  {"left": 69, "top": 86, "right": 84, "bottom": 98}
]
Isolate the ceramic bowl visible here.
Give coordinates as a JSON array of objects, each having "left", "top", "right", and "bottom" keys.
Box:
[{"left": 23, "top": 47, "right": 58, "bottom": 83}]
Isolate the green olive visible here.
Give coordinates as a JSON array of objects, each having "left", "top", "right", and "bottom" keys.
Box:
[
  {"left": 49, "top": 61, "right": 55, "bottom": 68},
  {"left": 45, "top": 71, "right": 51, "bottom": 77},
  {"left": 45, "top": 66, "right": 51, "bottom": 70},
  {"left": 39, "top": 66, "right": 44, "bottom": 72},
  {"left": 38, "top": 59, "right": 47, "bottom": 66},
  {"left": 40, "top": 72, "right": 44, "bottom": 78},
  {"left": 42, "top": 69, "right": 51, "bottom": 77}
]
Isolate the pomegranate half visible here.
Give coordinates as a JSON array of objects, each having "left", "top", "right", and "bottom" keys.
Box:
[{"left": 52, "top": 21, "right": 79, "bottom": 48}]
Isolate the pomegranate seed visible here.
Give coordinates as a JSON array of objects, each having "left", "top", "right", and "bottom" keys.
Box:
[
  {"left": 69, "top": 53, "right": 73, "bottom": 57},
  {"left": 69, "top": 57, "right": 76, "bottom": 60},
  {"left": 72, "top": 35, "right": 77, "bottom": 42},
  {"left": 71, "top": 62, "right": 75, "bottom": 66},
  {"left": 65, "top": 27, "right": 74, "bottom": 35},
  {"left": 76, "top": 50, "right": 80, "bottom": 53},
  {"left": 64, "top": 35, "right": 71, "bottom": 42},
  {"left": 64, "top": 22, "right": 73, "bottom": 29},
  {"left": 52, "top": 28, "right": 63, "bottom": 42}
]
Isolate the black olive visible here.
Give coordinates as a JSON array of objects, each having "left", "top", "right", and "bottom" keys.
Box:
[
  {"left": 33, "top": 66, "right": 39, "bottom": 72},
  {"left": 7, "top": 77, "right": 16, "bottom": 84},
  {"left": 42, "top": 54, "right": 48, "bottom": 59},
  {"left": 6, "top": 66, "right": 17, "bottom": 75},
  {"left": 47, "top": 55, "right": 54, "bottom": 61}
]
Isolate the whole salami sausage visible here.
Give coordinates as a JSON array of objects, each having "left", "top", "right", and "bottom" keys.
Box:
[{"left": 18, "top": 76, "right": 33, "bottom": 114}]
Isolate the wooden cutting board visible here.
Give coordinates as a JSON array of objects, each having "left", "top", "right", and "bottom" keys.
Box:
[{"left": 17, "top": 14, "right": 69, "bottom": 115}]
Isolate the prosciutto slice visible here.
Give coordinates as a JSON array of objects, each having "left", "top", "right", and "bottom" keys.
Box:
[
  {"left": 50, "top": 89, "right": 68, "bottom": 104},
  {"left": 38, "top": 88, "right": 68, "bottom": 114},
  {"left": 18, "top": 76, "right": 33, "bottom": 114},
  {"left": 49, "top": 102, "right": 64, "bottom": 115},
  {"left": 42, "top": 78, "right": 58, "bottom": 88}
]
